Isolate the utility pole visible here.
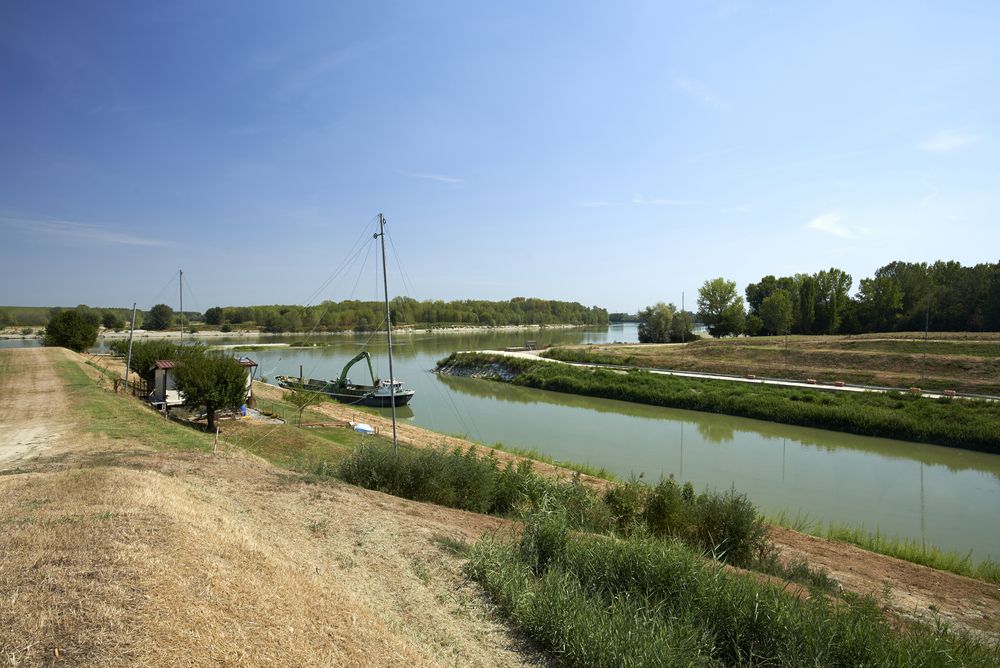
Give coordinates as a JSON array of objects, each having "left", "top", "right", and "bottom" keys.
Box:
[
  {"left": 375, "top": 214, "right": 398, "bottom": 454},
  {"left": 179, "top": 269, "right": 184, "bottom": 345},
  {"left": 922, "top": 289, "right": 931, "bottom": 384},
  {"left": 681, "top": 292, "right": 686, "bottom": 345},
  {"left": 124, "top": 302, "right": 137, "bottom": 393}
]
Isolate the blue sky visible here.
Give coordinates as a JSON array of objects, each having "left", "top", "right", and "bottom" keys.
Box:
[{"left": 1, "top": 1, "right": 997, "bottom": 314}]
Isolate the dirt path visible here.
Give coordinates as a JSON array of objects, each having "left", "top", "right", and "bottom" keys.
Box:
[{"left": 0, "top": 348, "right": 76, "bottom": 469}]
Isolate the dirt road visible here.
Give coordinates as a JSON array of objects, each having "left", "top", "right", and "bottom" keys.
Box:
[{"left": 0, "top": 348, "right": 76, "bottom": 469}]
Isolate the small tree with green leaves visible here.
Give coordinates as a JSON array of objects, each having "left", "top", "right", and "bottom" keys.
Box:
[
  {"left": 637, "top": 302, "right": 674, "bottom": 343},
  {"left": 173, "top": 350, "right": 247, "bottom": 431},
  {"left": 147, "top": 303, "right": 174, "bottom": 331},
  {"left": 43, "top": 309, "right": 99, "bottom": 352},
  {"left": 286, "top": 388, "right": 323, "bottom": 424}
]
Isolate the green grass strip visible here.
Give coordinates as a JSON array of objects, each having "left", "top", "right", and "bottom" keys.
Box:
[{"left": 439, "top": 353, "right": 1000, "bottom": 453}]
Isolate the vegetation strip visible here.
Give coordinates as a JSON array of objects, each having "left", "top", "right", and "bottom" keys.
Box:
[
  {"left": 468, "top": 512, "right": 999, "bottom": 667},
  {"left": 437, "top": 352, "right": 1000, "bottom": 454}
]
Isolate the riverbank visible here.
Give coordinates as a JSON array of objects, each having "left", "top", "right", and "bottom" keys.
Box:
[
  {"left": 545, "top": 332, "right": 1000, "bottom": 395},
  {"left": 3, "top": 348, "right": 999, "bottom": 661},
  {"left": 436, "top": 352, "right": 1000, "bottom": 454}
]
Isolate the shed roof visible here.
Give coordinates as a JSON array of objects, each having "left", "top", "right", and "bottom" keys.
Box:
[{"left": 153, "top": 360, "right": 176, "bottom": 370}]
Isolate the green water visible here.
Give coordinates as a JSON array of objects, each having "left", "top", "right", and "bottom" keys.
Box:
[
  {"left": 227, "top": 325, "right": 1000, "bottom": 561},
  {"left": 18, "top": 324, "right": 999, "bottom": 559}
]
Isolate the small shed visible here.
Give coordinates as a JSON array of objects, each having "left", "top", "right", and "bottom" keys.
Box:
[
  {"left": 149, "top": 356, "right": 258, "bottom": 409},
  {"left": 150, "top": 360, "right": 183, "bottom": 407},
  {"left": 237, "top": 357, "right": 258, "bottom": 406}
]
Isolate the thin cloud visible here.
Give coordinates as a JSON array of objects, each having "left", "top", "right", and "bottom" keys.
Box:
[
  {"left": 0, "top": 215, "right": 170, "bottom": 247},
  {"left": 919, "top": 186, "right": 939, "bottom": 209},
  {"left": 632, "top": 195, "right": 703, "bottom": 206},
  {"left": 721, "top": 204, "right": 752, "bottom": 214},
  {"left": 805, "top": 213, "right": 870, "bottom": 240},
  {"left": 398, "top": 170, "right": 464, "bottom": 185},
  {"left": 919, "top": 131, "right": 979, "bottom": 152},
  {"left": 673, "top": 77, "right": 722, "bottom": 108}
]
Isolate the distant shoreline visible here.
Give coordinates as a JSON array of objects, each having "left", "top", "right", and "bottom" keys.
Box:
[{"left": 1, "top": 323, "right": 598, "bottom": 341}]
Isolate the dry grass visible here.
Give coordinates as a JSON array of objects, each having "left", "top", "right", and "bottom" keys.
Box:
[
  {"left": 1, "top": 349, "right": 546, "bottom": 667},
  {"left": 551, "top": 332, "right": 1000, "bottom": 394}
]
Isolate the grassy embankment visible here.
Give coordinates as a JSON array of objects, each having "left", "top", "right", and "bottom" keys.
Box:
[
  {"left": 438, "top": 352, "right": 1000, "bottom": 454},
  {"left": 327, "top": 442, "right": 999, "bottom": 664},
  {"left": 468, "top": 511, "right": 998, "bottom": 667},
  {"left": 542, "top": 332, "right": 1000, "bottom": 395},
  {"left": 76, "top": 352, "right": 1000, "bottom": 582},
  {"left": 12, "top": 350, "right": 1000, "bottom": 664}
]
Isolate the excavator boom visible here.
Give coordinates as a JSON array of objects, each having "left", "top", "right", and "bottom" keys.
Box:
[{"left": 338, "top": 351, "right": 377, "bottom": 387}]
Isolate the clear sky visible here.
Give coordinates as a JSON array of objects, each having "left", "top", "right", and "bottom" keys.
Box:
[{"left": 1, "top": 1, "right": 997, "bottom": 314}]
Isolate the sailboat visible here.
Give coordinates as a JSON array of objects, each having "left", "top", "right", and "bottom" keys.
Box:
[{"left": 276, "top": 214, "right": 415, "bottom": 411}]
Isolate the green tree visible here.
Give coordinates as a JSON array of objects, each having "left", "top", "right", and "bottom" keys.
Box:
[
  {"left": 669, "top": 310, "right": 697, "bottom": 343},
  {"left": 43, "top": 309, "right": 99, "bottom": 352},
  {"left": 101, "top": 312, "right": 124, "bottom": 330},
  {"left": 697, "top": 278, "right": 745, "bottom": 337},
  {"left": 286, "top": 388, "right": 323, "bottom": 425},
  {"left": 857, "top": 275, "right": 903, "bottom": 331},
  {"left": 637, "top": 302, "right": 674, "bottom": 343},
  {"left": 147, "top": 304, "right": 174, "bottom": 331},
  {"left": 759, "top": 290, "right": 793, "bottom": 337},
  {"left": 204, "top": 306, "right": 224, "bottom": 325},
  {"left": 173, "top": 350, "right": 248, "bottom": 432}
]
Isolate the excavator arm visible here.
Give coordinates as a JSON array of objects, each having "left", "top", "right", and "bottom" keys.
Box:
[{"left": 338, "top": 351, "right": 378, "bottom": 387}]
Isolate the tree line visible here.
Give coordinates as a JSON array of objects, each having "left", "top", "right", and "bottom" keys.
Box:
[
  {"left": 638, "top": 260, "right": 1000, "bottom": 341},
  {"left": 5, "top": 298, "right": 608, "bottom": 333},
  {"left": 202, "top": 297, "right": 608, "bottom": 333}
]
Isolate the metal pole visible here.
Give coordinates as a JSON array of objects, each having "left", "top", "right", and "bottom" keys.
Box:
[
  {"left": 681, "top": 292, "right": 685, "bottom": 345},
  {"left": 179, "top": 269, "right": 184, "bottom": 346},
  {"left": 922, "top": 290, "right": 931, "bottom": 384},
  {"left": 375, "top": 213, "right": 398, "bottom": 454},
  {"left": 124, "top": 302, "right": 137, "bottom": 393}
]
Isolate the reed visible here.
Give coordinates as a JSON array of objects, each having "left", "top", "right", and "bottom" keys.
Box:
[{"left": 468, "top": 511, "right": 999, "bottom": 667}]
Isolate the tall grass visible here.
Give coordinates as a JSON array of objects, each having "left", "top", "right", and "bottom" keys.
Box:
[
  {"left": 438, "top": 353, "right": 1000, "bottom": 453},
  {"left": 334, "top": 443, "right": 770, "bottom": 568},
  {"left": 468, "top": 511, "right": 1000, "bottom": 667}
]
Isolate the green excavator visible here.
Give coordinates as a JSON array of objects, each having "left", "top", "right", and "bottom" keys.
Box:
[{"left": 275, "top": 351, "right": 415, "bottom": 407}]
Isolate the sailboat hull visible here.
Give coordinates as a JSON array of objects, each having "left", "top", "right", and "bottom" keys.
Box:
[{"left": 275, "top": 376, "right": 415, "bottom": 407}]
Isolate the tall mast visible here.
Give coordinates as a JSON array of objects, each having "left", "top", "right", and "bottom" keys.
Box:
[
  {"left": 124, "top": 302, "right": 137, "bottom": 393},
  {"left": 179, "top": 269, "right": 184, "bottom": 345},
  {"left": 375, "top": 213, "right": 398, "bottom": 454}
]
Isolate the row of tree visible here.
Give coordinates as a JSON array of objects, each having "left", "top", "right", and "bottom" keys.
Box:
[
  {"left": 202, "top": 297, "right": 608, "bottom": 333},
  {"left": 637, "top": 260, "right": 1000, "bottom": 341}
]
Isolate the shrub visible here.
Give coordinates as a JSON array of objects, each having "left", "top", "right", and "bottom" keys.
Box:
[{"left": 43, "top": 309, "right": 99, "bottom": 352}]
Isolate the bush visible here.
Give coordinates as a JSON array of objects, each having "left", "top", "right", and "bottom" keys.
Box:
[{"left": 43, "top": 309, "right": 99, "bottom": 352}]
